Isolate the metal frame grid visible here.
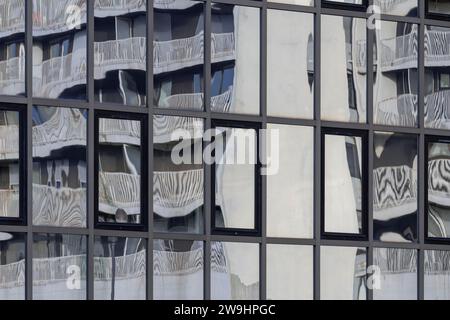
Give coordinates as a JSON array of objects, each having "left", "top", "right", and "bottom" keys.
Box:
[{"left": 0, "top": 0, "right": 449, "bottom": 300}]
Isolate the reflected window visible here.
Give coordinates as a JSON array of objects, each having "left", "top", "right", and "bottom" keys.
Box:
[
  {"left": 32, "top": 233, "right": 87, "bottom": 300},
  {"left": 0, "top": 232, "right": 25, "bottom": 300},
  {"left": 0, "top": 0, "right": 25, "bottom": 96},
  {"left": 33, "top": 0, "right": 87, "bottom": 99},
  {"left": 94, "top": 0, "right": 146, "bottom": 106},
  {"left": 373, "top": 132, "right": 417, "bottom": 242},
  {"left": 427, "top": 0, "right": 450, "bottom": 17},
  {"left": 267, "top": 10, "right": 314, "bottom": 119},
  {"left": 94, "top": 236, "right": 146, "bottom": 300},
  {"left": 95, "top": 112, "right": 146, "bottom": 229},
  {"left": 32, "top": 106, "right": 87, "bottom": 227},
  {"left": 320, "top": 246, "right": 367, "bottom": 300},
  {"left": 322, "top": 0, "right": 366, "bottom": 9},
  {"left": 374, "top": 21, "right": 418, "bottom": 127},
  {"left": 267, "top": 124, "right": 313, "bottom": 239},
  {"left": 210, "top": 4, "right": 260, "bottom": 115},
  {"left": 424, "top": 249, "right": 450, "bottom": 300},
  {"left": 154, "top": 240, "right": 203, "bottom": 300},
  {"left": 374, "top": 0, "right": 417, "bottom": 16},
  {"left": 211, "top": 241, "right": 259, "bottom": 300},
  {"left": 373, "top": 247, "right": 417, "bottom": 300},
  {"left": 212, "top": 121, "right": 260, "bottom": 235},
  {"left": 153, "top": 115, "right": 204, "bottom": 234},
  {"left": 323, "top": 129, "right": 367, "bottom": 237},
  {"left": 267, "top": 244, "right": 313, "bottom": 300},
  {"left": 321, "top": 15, "right": 367, "bottom": 123}
]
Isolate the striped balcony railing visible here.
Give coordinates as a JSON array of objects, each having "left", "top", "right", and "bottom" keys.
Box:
[
  {"left": 99, "top": 118, "right": 141, "bottom": 146},
  {"left": 153, "top": 114, "right": 204, "bottom": 144},
  {"left": 98, "top": 172, "right": 140, "bottom": 215},
  {"left": 0, "top": 124, "right": 19, "bottom": 160},
  {"left": 0, "top": 0, "right": 24, "bottom": 38},
  {"left": 0, "top": 56, "right": 25, "bottom": 95}
]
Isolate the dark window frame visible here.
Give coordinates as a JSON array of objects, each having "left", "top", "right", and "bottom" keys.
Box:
[
  {"left": 322, "top": 0, "right": 368, "bottom": 11},
  {"left": 321, "top": 127, "right": 369, "bottom": 241},
  {"left": 94, "top": 110, "right": 148, "bottom": 231},
  {"left": 425, "top": 0, "right": 450, "bottom": 19},
  {"left": 210, "top": 119, "right": 262, "bottom": 237}
]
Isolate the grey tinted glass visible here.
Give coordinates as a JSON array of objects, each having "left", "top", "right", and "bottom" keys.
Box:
[
  {"left": 373, "top": 247, "right": 417, "bottom": 300},
  {"left": 269, "top": 0, "right": 312, "bottom": 4},
  {"left": 211, "top": 241, "right": 259, "bottom": 300},
  {"left": 267, "top": 10, "right": 314, "bottom": 119},
  {"left": 214, "top": 127, "right": 256, "bottom": 230},
  {"left": 0, "top": 232, "right": 25, "bottom": 300},
  {"left": 94, "top": 1, "right": 146, "bottom": 106},
  {"left": 0, "top": 0, "right": 25, "bottom": 96},
  {"left": 324, "top": 134, "right": 363, "bottom": 235},
  {"left": 211, "top": 4, "right": 260, "bottom": 115},
  {"left": 154, "top": 240, "right": 203, "bottom": 300},
  {"left": 427, "top": 141, "right": 450, "bottom": 238},
  {"left": 0, "top": 110, "right": 20, "bottom": 218},
  {"left": 33, "top": 233, "right": 87, "bottom": 300},
  {"left": 94, "top": 236, "right": 146, "bottom": 300},
  {"left": 153, "top": 115, "right": 204, "bottom": 233},
  {"left": 424, "top": 250, "right": 450, "bottom": 300},
  {"left": 33, "top": 0, "right": 87, "bottom": 99},
  {"left": 154, "top": 1, "right": 204, "bottom": 111},
  {"left": 98, "top": 117, "right": 141, "bottom": 224},
  {"left": 374, "top": 21, "right": 418, "bottom": 127},
  {"left": 320, "top": 246, "right": 367, "bottom": 300},
  {"left": 373, "top": 132, "right": 417, "bottom": 242},
  {"left": 32, "top": 106, "right": 87, "bottom": 227},
  {"left": 267, "top": 124, "right": 313, "bottom": 238},
  {"left": 321, "top": 15, "right": 367, "bottom": 123},
  {"left": 374, "top": 0, "right": 417, "bottom": 16},
  {"left": 428, "top": 0, "right": 450, "bottom": 15},
  {"left": 325, "top": 0, "right": 363, "bottom": 4},
  {"left": 267, "top": 244, "right": 313, "bottom": 300},
  {"left": 425, "top": 25, "right": 450, "bottom": 129}
]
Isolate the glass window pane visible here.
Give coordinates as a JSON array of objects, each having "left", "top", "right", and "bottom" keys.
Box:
[
  {"left": 214, "top": 127, "right": 256, "bottom": 231},
  {"left": 427, "top": 0, "right": 450, "bottom": 15},
  {"left": 267, "top": 10, "right": 314, "bottom": 119},
  {"left": 320, "top": 246, "right": 367, "bottom": 300},
  {"left": 321, "top": 15, "right": 367, "bottom": 123},
  {"left": 0, "top": 110, "right": 20, "bottom": 218},
  {"left": 153, "top": 240, "right": 203, "bottom": 300},
  {"left": 374, "top": 0, "right": 418, "bottom": 16},
  {"left": 267, "top": 124, "right": 313, "bottom": 239},
  {"left": 324, "top": 133, "right": 363, "bottom": 235},
  {"left": 373, "top": 132, "right": 417, "bottom": 242},
  {"left": 210, "top": 4, "right": 260, "bottom": 115},
  {"left": 154, "top": 1, "right": 204, "bottom": 111},
  {"left": 0, "top": 0, "right": 25, "bottom": 96},
  {"left": 33, "top": 233, "right": 87, "bottom": 300},
  {"left": 425, "top": 25, "right": 450, "bottom": 129},
  {"left": 94, "top": 236, "right": 146, "bottom": 300},
  {"left": 153, "top": 115, "right": 204, "bottom": 233},
  {"left": 373, "top": 247, "right": 417, "bottom": 300},
  {"left": 32, "top": 106, "right": 87, "bottom": 227},
  {"left": 425, "top": 250, "right": 450, "bottom": 300},
  {"left": 267, "top": 244, "right": 313, "bottom": 300},
  {"left": 374, "top": 21, "right": 418, "bottom": 127},
  {"left": 33, "top": 0, "right": 87, "bottom": 99},
  {"left": 269, "top": 0, "right": 312, "bottom": 4},
  {"left": 0, "top": 232, "right": 25, "bottom": 300},
  {"left": 324, "top": 0, "right": 364, "bottom": 4},
  {"left": 98, "top": 117, "right": 142, "bottom": 225},
  {"left": 211, "top": 241, "right": 259, "bottom": 300},
  {"left": 94, "top": 1, "right": 146, "bottom": 106}
]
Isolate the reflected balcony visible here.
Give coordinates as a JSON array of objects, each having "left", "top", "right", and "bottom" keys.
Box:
[
  {"left": 0, "top": 124, "right": 19, "bottom": 160},
  {"left": 153, "top": 114, "right": 203, "bottom": 143},
  {"left": 99, "top": 118, "right": 141, "bottom": 146},
  {"left": 0, "top": 0, "right": 24, "bottom": 38},
  {"left": 0, "top": 56, "right": 25, "bottom": 96},
  {"left": 428, "top": 158, "right": 450, "bottom": 208},
  {"left": 98, "top": 172, "right": 140, "bottom": 216},
  {"left": 0, "top": 189, "right": 19, "bottom": 218}
]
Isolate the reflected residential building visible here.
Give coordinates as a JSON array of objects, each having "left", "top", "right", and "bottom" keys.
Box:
[{"left": 0, "top": 232, "right": 25, "bottom": 300}]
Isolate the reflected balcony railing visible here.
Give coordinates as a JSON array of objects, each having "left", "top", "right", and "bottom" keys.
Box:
[
  {"left": 0, "top": 124, "right": 19, "bottom": 160},
  {"left": 0, "top": 259, "right": 25, "bottom": 289},
  {"left": 95, "top": 0, "right": 198, "bottom": 15},
  {"left": 374, "top": 247, "right": 417, "bottom": 273},
  {"left": 374, "top": 0, "right": 415, "bottom": 14},
  {"left": 0, "top": 56, "right": 25, "bottom": 95},
  {"left": 99, "top": 118, "right": 141, "bottom": 146},
  {"left": 375, "top": 93, "right": 418, "bottom": 127},
  {"left": 153, "top": 246, "right": 204, "bottom": 276},
  {"left": 428, "top": 158, "right": 450, "bottom": 208},
  {"left": 153, "top": 114, "right": 204, "bottom": 144},
  {"left": 0, "top": 189, "right": 19, "bottom": 218},
  {"left": 425, "top": 90, "right": 450, "bottom": 128},
  {"left": 98, "top": 172, "right": 140, "bottom": 215},
  {"left": 153, "top": 169, "right": 203, "bottom": 218},
  {"left": 94, "top": 250, "right": 146, "bottom": 280},
  {"left": 0, "top": 0, "right": 24, "bottom": 38}
]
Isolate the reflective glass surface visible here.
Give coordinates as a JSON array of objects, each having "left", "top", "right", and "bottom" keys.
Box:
[
  {"left": 0, "top": 232, "right": 25, "bottom": 300},
  {"left": 374, "top": 0, "right": 417, "bottom": 16},
  {"left": 427, "top": 0, "right": 450, "bottom": 16},
  {"left": 424, "top": 250, "right": 450, "bottom": 300},
  {"left": 269, "top": 0, "right": 313, "bottom": 4}
]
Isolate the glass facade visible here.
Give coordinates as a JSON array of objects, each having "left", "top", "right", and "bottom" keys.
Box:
[{"left": 0, "top": 0, "right": 450, "bottom": 301}]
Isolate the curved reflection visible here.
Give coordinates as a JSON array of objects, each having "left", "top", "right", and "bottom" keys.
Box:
[
  {"left": 425, "top": 249, "right": 450, "bottom": 300},
  {"left": 0, "top": 233, "right": 25, "bottom": 300}
]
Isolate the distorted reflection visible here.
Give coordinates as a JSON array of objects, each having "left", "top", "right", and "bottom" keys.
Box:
[
  {"left": 0, "top": 233, "right": 25, "bottom": 300},
  {"left": 98, "top": 117, "right": 141, "bottom": 224},
  {"left": 33, "top": 0, "right": 87, "bottom": 99},
  {"left": 154, "top": 0, "right": 204, "bottom": 111},
  {"left": 153, "top": 240, "right": 203, "bottom": 300},
  {"left": 321, "top": 15, "right": 367, "bottom": 123},
  {"left": 427, "top": 141, "right": 450, "bottom": 238},
  {"left": 269, "top": 0, "right": 313, "bottom": 4},
  {"left": 427, "top": 0, "right": 450, "bottom": 15},
  {"left": 94, "top": 0, "right": 146, "bottom": 106},
  {"left": 424, "top": 250, "right": 450, "bottom": 300},
  {"left": 373, "top": 247, "right": 417, "bottom": 300},
  {"left": 32, "top": 106, "right": 87, "bottom": 227},
  {"left": 374, "top": 21, "right": 418, "bottom": 127},
  {"left": 153, "top": 115, "right": 204, "bottom": 233},
  {"left": 374, "top": 0, "right": 417, "bottom": 16},
  {"left": 0, "top": 0, "right": 25, "bottom": 96},
  {"left": 320, "top": 246, "right": 367, "bottom": 300},
  {"left": 33, "top": 233, "right": 87, "bottom": 300},
  {"left": 373, "top": 132, "right": 417, "bottom": 242},
  {"left": 0, "top": 110, "right": 20, "bottom": 218},
  {"left": 94, "top": 236, "right": 146, "bottom": 300},
  {"left": 211, "top": 241, "right": 259, "bottom": 300}
]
